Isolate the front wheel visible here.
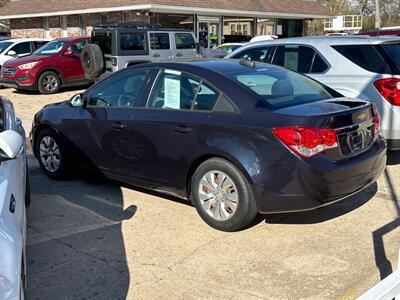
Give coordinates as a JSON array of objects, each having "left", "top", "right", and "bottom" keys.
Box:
[
  {"left": 38, "top": 71, "right": 60, "bottom": 94},
  {"left": 191, "top": 158, "right": 258, "bottom": 232},
  {"left": 35, "top": 129, "right": 67, "bottom": 179}
]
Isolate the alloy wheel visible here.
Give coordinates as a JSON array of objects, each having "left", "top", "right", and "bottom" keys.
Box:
[
  {"left": 39, "top": 136, "right": 61, "bottom": 173},
  {"left": 198, "top": 171, "right": 239, "bottom": 221},
  {"left": 41, "top": 74, "right": 58, "bottom": 92}
]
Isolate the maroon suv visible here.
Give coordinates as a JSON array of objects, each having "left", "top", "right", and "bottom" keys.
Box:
[{"left": 0, "top": 36, "right": 91, "bottom": 94}]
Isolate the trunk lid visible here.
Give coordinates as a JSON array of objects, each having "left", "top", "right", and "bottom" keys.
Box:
[{"left": 275, "top": 97, "right": 378, "bottom": 160}]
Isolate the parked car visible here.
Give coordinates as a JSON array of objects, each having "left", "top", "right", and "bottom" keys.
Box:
[
  {"left": 359, "top": 26, "right": 400, "bottom": 37},
  {"left": 81, "top": 22, "right": 198, "bottom": 80},
  {"left": 0, "top": 96, "right": 29, "bottom": 300},
  {"left": 0, "top": 38, "right": 49, "bottom": 68},
  {"left": 0, "top": 36, "right": 91, "bottom": 94},
  {"left": 226, "top": 36, "right": 400, "bottom": 150},
  {"left": 249, "top": 35, "right": 278, "bottom": 43},
  {"left": 31, "top": 60, "right": 386, "bottom": 231}
]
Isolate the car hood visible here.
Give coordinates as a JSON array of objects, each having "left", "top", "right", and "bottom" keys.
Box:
[
  {"left": 43, "top": 99, "right": 71, "bottom": 109},
  {"left": 3, "top": 54, "right": 49, "bottom": 68}
]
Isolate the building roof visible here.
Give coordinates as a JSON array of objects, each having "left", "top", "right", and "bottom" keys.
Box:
[{"left": 0, "top": 0, "right": 330, "bottom": 19}]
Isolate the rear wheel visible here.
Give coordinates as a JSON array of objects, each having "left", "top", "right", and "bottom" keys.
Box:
[
  {"left": 191, "top": 158, "right": 258, "bottom": 232},
  {"left": 35, "top": 129, "right": 67, "bottom": 179},
  {"left": 38, "top": 71, "right": 60, "bottom": 94}
]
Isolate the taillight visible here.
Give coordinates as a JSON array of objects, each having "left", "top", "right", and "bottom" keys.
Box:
[
  {"left": 374, "top": 78, "right": 400, "bottom": 106},
  {"left": 374, "top": 112, "right": 380, "bottom": 135},
  {"left": 272, "top": 127, "right": 338, "bottom": 158}
]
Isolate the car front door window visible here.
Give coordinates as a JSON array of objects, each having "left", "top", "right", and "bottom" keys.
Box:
[
  {"left": 10, "top": 42, "right": 32, "bottom": 56},
  {"left": 89, "top": 69, "right": 150, "bottom": 108}
]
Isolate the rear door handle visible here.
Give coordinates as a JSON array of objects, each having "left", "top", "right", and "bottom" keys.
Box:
[
  {"left": 176, "top": 52, "right": 183, "bottom": 57},
  {"left": 113, "top": 122, "right": 127, "bottom": 130},
  {"left": 153, "top": 53, "right": 161, "bottom": 58},
  {"left": 174, "top": 125, "right": 192, "bottom": 134}
]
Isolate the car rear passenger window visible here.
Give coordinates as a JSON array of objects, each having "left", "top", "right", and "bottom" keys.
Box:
[
  {"left": 272, "top": 45, "right": 320, "bottom": 73},
  {"left": 120, "top": 33, "right": 146, "bottom": 51},
  {"left": 232, "top": 46, "right": 275, "bottom": 63},
  {"left": 150, "top": 33, "right": 170, "bottom": 50},
  {"left": 311, "top": 53, "right": 329, "bottom": 73},
  {"left": 332, "top": 45, "right": 391, "bottom": 74},
  {"left": 147, "top": 70, "right": 218, "bottom": 111},
  {"left": 175, "top": 33, "right": 196, "bottom": 49},
  {"left": 34, "top": 41, "right": 48, "bottom": 50}
]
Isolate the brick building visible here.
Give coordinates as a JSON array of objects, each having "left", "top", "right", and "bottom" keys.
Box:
[{"left": 0, "top": 0, "right": 329, "bottom": 47}]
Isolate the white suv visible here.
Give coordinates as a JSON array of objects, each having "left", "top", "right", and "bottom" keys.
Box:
[
  {"left": 227, "top": 36, "right": 400, "bottom": 150},
  {"left": 0, "top": 38, "right": 49, "bottom": 67}
]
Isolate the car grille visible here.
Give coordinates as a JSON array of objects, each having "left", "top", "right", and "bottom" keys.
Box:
[
  {"left": 1, "top": 67, "right": 16, "bottom": 77},
  {"left": 336, "top": 120, "right": 375, "bottom": 156}
]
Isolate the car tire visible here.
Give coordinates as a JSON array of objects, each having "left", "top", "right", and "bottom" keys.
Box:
[
  {"left": 35, "top": 129, "right": 67, "bottom": 179},
  {"left": 191, "top": 158, "right": 258, "bottom": 232},
  {"left": 38, "top": 71, "right": 61, "bottom": 94},
  {"left": 25, "top": 163, "right": 31, "bottom": 207},
  {"left": 81, "top": 44, "right": 104, "bottom": 80}
]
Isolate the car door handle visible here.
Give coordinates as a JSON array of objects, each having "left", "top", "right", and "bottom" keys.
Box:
[
  {"left": 176, "top": 52, "right": 183, "bottom": 57},
  {"left": 153, "top": 53, "right": 161, "bottom": 58},
  {"left": 174, "top": 125, "right": 192, "bottom": 134},
  {"left": 113, "top": 122, "right": 127, "bottom": 130}
]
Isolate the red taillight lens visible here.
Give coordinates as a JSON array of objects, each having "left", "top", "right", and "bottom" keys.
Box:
[
  {"left": 374, "top": 78, "right": 400, "bottom": 106},
  {"left": 374, "top": 112, "right": 380, "bottom": 135},
  {"left": 272, "top": 127, "right": 338, "bottom": 158}
]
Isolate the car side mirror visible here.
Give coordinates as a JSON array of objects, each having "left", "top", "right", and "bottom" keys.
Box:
[
  {"left": 70, "top": 93, "right": 83, "bottom": 107},
  {"left": 7, "top": 50, "right": 16, "bottom": 56},
  {"left": 64, "top": 50, "right": 74, "bottom": 56},
  {"left": 0, "top": 130, "right": 23, "bottom": 161}
]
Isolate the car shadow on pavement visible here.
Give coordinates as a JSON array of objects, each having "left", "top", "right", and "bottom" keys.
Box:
[
  {"left": 26, "top": 154, "right": 134, "bottom": 300},
  {"left": 265, "top": 182, "right": 377, "bottom": 225},
  {"left": 387, "top": 151, "right": 400, "bottom": 166}
]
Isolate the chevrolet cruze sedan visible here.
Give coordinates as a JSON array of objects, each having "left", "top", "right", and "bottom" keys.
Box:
[
  {"left": 0, "top": 97, "right": 29, "bottom": 299},
  {"left": 31, "top": 60, "right": 386, "bottom": 231}
]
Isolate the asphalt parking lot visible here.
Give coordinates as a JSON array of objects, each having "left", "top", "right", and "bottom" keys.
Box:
[{"left": 5, "top": 87, "right": 400, "bottom": 299}]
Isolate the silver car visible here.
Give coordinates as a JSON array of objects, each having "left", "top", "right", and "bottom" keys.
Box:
[
  {"left": 226, "top": 36, "right": 400, "bottom": 150},
  {"left": 0, "top": 97, "right": 28, "bottom": 300}
]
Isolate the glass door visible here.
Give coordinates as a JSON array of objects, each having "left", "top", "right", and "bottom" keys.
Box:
[{"left": 197, "top": 17, "right": 221, "bottom": 48}]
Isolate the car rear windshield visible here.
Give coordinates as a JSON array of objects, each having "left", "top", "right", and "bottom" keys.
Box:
[
  {"left": 92, "top": 32, "right": 112, "bottom": 55},
  {"left": 33, "top": 40, "right": 67, "bottom": 55},
  {"left": 225, "top": 66, "right": 334, "bottom": 109},
  {"left": 332, "top": 44, "right": 393, "bottom": 74}
]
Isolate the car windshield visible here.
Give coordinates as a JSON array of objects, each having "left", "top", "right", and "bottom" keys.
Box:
[
  {"left": 0, "top": 41, "right": 12, "bottom": 54},
  {"left": 33, "top": 40, "right": 66, "bottom": 55},
  {"left": 225, "top": 65, "right": 334, "bottom": 109}
]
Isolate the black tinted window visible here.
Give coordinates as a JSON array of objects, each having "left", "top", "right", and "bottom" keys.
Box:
[
  {"left": 311, "top": 54, "right": 329, "bottom": 73},
  {"left": 89, "top": 69, "right": 149, "bottom": 107},
  {"left": 175, "top": 33, "right": 196, "bottom": 49},
  {"left": 11, "top": 42, "right": 31, "bottom": 55},
  {"left": 232, "top": 46, "right": 274, "bottom": 63},
  {"left": 381, "top": 43, "right": 400, "bottom": 73},
  {"left": 34, "top": 41, "right": 48, "bottom": 50},
  {"left": 332, "top": 45, "right": 391, "bottom": 74},
  {"left": 120, "top": 33, "right": 145, "bottom": 51},
  {"left": 92, "top": 32, "right": 112, "bottom": 54},
  {"left": 150, "top": 33, "right": 170, "bottom": 50},
  {"left": 272, "top": 45, "right": 319, "bottom": 73}
]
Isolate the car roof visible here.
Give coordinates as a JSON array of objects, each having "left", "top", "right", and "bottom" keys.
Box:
[
  {"left": 1, "top": 37, "right": 50, "bottom": 43},
  {"left": 141, "top": 59, "right": 283, "bottom": 77},
  {"left": 245, "top": 35, "right": 400, "bottom": 47}
]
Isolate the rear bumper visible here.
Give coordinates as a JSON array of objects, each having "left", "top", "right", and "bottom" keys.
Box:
[{"left": 253, "top": 138, "right": 387, "bottom": 214}]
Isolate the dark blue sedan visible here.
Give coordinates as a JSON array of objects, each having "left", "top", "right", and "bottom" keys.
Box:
[{"left": 31, "top": 60, "right": 387, "bottom": 231}]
